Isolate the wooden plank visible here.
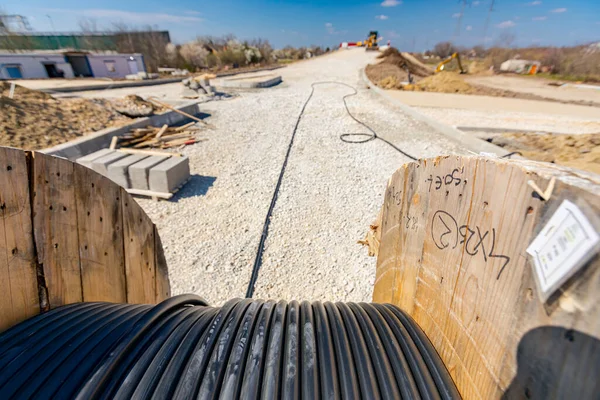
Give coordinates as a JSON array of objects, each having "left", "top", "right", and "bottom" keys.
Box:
[
  {"left": 154, "top": 225, "right": 170, "bottom": 302},
  {"left": 32, "top": 152, "right": 82, "bottom": 308},
  {"left": 155, "top": 124, "right": 169, "bottom": 139},
  {"left": 121, "top": 189, "right": 156, "bottom": 304},
  {"left": 74, "top": 164, "right": 126, "bottom": 302},
  {"left": 392, "top": 159, "right": 435, "bottom": 314},
  {"left": 125, "top": 188, "right": 173, "bottom": 200},
  {"left": 147, "top": 97, "right": 206, "bottom": 124},
  {"left": 175, "top": 122, "right": 195, "bottom": 132},
  {"left": 109, "top": 136, "right": 118, "bottom": 150},
  {"left": 0, "top": 148, "right": 39, "bottom": 331},
  {"left": 406, "top": 157, "right": 478, "bottom": 397},
  {"left": 372, "top": 168, "right": 406, "bottom": 303}
]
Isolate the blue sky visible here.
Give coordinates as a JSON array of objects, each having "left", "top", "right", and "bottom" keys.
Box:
[{"left": 3, "top": 0, "right": 599, "bottom": 50}]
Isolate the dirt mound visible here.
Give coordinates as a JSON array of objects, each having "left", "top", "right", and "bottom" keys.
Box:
[
  {"left": 375, "top": 48, "right": 433, "bottom": 78},
  {"left": 488, "top": 132, "right": 600, "bottom": 175},
  {"left": 367, "top": 47, "right": 435, "bottom": 89},
  {"left": 403, "top": 71, "right": 475, "bottom": 94},
  {"left": 0, "top": 81, "right": 53, "bottom": 101},
  {"left": 1, "top": 83, "right": 132, "bottom": 150},
  {"left": 365, "top": 63, "right": 407, "bottom": 88}
]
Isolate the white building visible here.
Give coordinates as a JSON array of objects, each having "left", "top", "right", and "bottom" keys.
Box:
[{"left": 0, "top": 51, "right": 146, "bottom": 79}]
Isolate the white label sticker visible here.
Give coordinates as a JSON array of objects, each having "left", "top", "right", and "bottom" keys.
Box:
[{"left": 527, "top": 199, "right": 600, "bottom": 301}]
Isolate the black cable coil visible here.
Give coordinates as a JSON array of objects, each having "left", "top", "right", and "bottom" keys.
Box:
[{"left": 0, "top": 295, "right": 460, "bottom": 399}]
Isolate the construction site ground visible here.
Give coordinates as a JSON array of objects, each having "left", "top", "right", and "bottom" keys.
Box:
[
  {"left": 11, "top": 48, "right": 598, "bottom": 305},
  {"left": 112, "top": 48, "right": 469, "bottom": 305}
]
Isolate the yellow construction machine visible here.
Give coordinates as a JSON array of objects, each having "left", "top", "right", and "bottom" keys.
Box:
[
  {"left": 364, "top": 31, "right": 379, "bottom": 51},
  {"left": 436, "top": 52, "right": 466, "bottom": 74}
]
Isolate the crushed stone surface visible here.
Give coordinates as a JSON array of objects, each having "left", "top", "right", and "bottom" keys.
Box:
[{"left": 137, "top": 49, "right": 469, "bottom": 305}]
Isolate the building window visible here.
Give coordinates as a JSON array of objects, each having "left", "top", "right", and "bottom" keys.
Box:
[
  {"left": 104, "top": 60, "right": 116, "bottom": 73},
  {"left": 4, "top": 64, "right": 23, "bottom": 79}
]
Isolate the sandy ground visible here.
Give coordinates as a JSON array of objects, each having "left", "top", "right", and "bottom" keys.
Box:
[
  {"left": 384, "top": 91, "right": 600, "bottom": 120},
  {"left": 112, "top": 48, "right": 469, "bottom": 305},
  {"left": 467, "top": 75, "right": 600, "bottom": 106}
]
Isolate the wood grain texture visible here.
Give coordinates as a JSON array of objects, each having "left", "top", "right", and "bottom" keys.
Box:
[
  {"left": 75, "top": 163, "right": 126, "bottom": 303},
  {"left": 0, "top": 147, "right": 171, "bottom": 331},
  {"left": 32, "top": 152, "right": 82, "bottom": 307},
  {"left": 0, "top": 148, "right": 39, "bottom": 331},
  {"left": 154, "top": 225, "right": 170, "bottom": 302},
  {"left": 122, "top": 190, "right": 156, "bottom": 304},
  {"left": 372, "top": 156, "right": 600, "bottom": 399}
]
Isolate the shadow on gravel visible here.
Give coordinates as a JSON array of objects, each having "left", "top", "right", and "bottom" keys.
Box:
[{"left": 172, "top": 174, "right": 216, "bottom": 201}]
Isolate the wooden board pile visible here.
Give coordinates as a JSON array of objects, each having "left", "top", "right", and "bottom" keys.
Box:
[{"left": 114, "top": 123, "right": 204, "bottom": 150}]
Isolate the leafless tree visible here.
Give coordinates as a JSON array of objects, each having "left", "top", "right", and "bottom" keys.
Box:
[
  {"left": 110, "top": 23, "right": 170, "bottom": 72},
  {"left": 433, "top": 41, "right": 457, "bottom": 58},
  {"left": 495, "top": 30, "right": 516, "bottom": 48}
]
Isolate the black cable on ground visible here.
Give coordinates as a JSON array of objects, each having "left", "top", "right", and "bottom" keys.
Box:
[
  {"left": 0, "top": 295, "right": 459, "bottom": 399},
  {"left": 245, "top": 81, "right": 419, "bottom": 298}
]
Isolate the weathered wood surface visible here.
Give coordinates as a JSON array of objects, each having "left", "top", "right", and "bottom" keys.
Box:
[
  {"left": 75, "top": 163, "right": 127, "bottom": 303},
  {"left": 33, "top": 152, "right": 82, "bottom": 307},
  {"left": 370, "top": 156, "right": 600, "bottom": 399},
  {"left": 122, "top": 188, "right": 155, "bottom": 304},
  {"left": 0, "top": 146, "right": 171, "bottom": 332},
  {"left": 0, "top": 148, "right": 39, "bottom": 331}
]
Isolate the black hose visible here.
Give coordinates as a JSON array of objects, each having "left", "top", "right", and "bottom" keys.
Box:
[
  {"left": 0, "top": 295, "right": 459, "bottom": 399},
  {"left": 245, "top": 81, "right": 418, "bottom": 298}
]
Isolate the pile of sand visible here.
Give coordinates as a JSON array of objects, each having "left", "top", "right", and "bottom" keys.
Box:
[
  {"left": 365, "top": 63, "right": 406, "bottom": 88},
  {"left": 376, "top": 48, "right": 434, "bottom": 77},
  {"left": 488, "top": 132, "right": 600, "bottom": 175},
  {"left": 1, "top": 82, "right": 132, "bottom": 150},
  {"left": 402, "top": 71, "right": 476, "bottom": 94},
  {"left": 366, "top": 47, "right": 434, "bottom": 89}
]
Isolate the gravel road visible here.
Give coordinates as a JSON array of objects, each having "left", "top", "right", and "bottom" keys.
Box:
[{"left": 138, "top": 48, "right": 469, "bottom": 305}]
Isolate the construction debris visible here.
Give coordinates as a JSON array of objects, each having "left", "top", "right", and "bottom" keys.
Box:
[
  {"left": 181, "top": 74, "right": 216, "bottom": 98},
  {"left": 111, "top": 95, "right": 161, "bottom": 117},
  {"left": 113, "top": 123, "right": 204, "bottom": 150}
]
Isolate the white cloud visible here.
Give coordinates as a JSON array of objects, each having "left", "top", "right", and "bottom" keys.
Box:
[
  {"left": 325, "top": 22, "right": 346, "bottom": 35},
  {"left": 184, "top": 10, "right": 201, "bottom": 15},
  {"left": 550, "top": 8, "right": 567, "bottom": 13},
  {"left": 43, "top": 8, "right": 203, "bottom": 23},
  {"left": 496, "top": 20, "right": 516, "bottom": 28},
  {"left": 514, "top": 16, "right": 521, "bottom": 20},
  {"left": 381, "top": 0, "right": 401, "bottom": 7},
  {"left": 466, "top": 25, "right": 472, "bottom": 31},
  {"left": 375, "top": 15, "right": 389, "bottom": 20},
  {"left": 532, "top": 16, "right": 547, "bottom": 21},
  {"left": 526, "top": 1, "right": 542, "bottom": 5},
  {"left": 452, "top": 12, "right": 462, "bottom": 18}
]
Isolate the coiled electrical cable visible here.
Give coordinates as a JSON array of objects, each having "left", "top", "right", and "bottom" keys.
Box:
[
  {"left": 246, "top": 81, "right": 418, "bottom": 298},
  {"left": 0, "top": 295, "right": 460, "bottom": 399}
]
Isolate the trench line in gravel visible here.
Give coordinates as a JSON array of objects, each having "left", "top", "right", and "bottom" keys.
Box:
[{"left": 245, "top": 81, "right": 418, "bottom": 298}]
